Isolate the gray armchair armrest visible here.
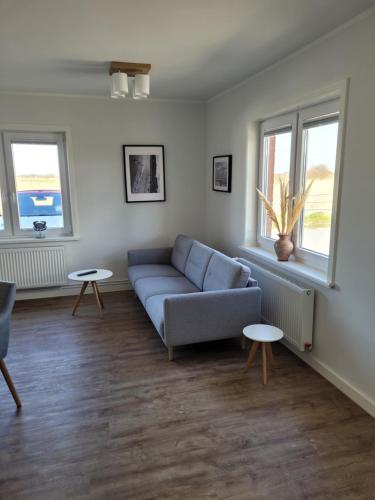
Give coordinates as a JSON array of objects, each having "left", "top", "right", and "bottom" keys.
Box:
[
  {"left": 128, "top": 247, "right": 172, "bottom": 267},
  {"left": 164, "top": 287, "right": 261, "bottom": 346}
]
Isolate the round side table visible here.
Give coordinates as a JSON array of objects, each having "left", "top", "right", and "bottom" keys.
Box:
[
  {"left": 68, "top": 269, "right": 113, "bottom": 316},
  {"left": 243, "top": 324, "right": 284, "bottom": 385}
]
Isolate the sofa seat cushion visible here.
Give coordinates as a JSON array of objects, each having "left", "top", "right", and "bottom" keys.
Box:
[
  {"left": 171, "top": 234, "right": 194, "bottom": 273},
  {"left": 184, "top": 242, "right": 215, "bottom": 289},
  {"left": 128, "top": 264, "right": 182, "bottom": 287},
  {"left": 203, "top": 252, "right": 250, "bottom": 291},
  {"left": 135, "top": 276, "right": 200, "bottom": 307}
]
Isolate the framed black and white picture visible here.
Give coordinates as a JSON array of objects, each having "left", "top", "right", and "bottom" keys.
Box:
[
  {"left": 212, "top": 155, "right": 232, "bottom": 192},
  {"left": 123, "top": 145, "right": 166, "bottom": 203}
]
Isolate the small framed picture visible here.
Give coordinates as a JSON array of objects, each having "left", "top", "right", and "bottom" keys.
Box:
[
  {"left": 212, "top": 155, "right": 232, "bottom": 192},
  {"left": 123, "top": 145, "right": 166, "bottom": 203}
]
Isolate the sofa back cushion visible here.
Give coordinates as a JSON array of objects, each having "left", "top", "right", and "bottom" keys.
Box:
[
  {"left": 203, "top": 252, "right": 250, "bottom": 291},
  {"left": 233, "top": 257, "right": 258, "bottom": 286},
  {"left": 171, "top": 234, "right": 194, "bottom": 273},
  {"left": 184, "top": 242, "right": 215, "bottom": 289},
  {"left": 233, "top": 257, "right": 253, "bottom": 272}
]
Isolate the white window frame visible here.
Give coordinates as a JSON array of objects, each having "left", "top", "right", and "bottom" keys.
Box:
[
  {"left": 257, "top": 97, "right": 345, "bottom": 280},
  {"left": 0, "top": 129, "right": 74, "bottom": 239}
]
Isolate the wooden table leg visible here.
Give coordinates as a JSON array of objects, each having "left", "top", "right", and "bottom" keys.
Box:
[
  {"left": 72, "top": 281, "right": 88, "bottom": 316},
  {"left": 245, "top": 341, "right": 259, "bottom": 371},
  {"left": 261, "top": 343, "right": 268, "bottom": 385},
  {"left": 0, "top": 359, "right": 22, "bottom": 408},
  {"left": 91, "top": 281, "right": 103, "bottom": 315},
  {"left": 96, "top": 283, "right": 104, "bottom": 309},
  {"left": 266, "top": 343, "right": 274, "bottom": 364}
]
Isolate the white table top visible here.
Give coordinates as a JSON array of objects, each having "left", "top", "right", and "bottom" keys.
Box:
[
  {"left": 243, "top": 324, "right": 284, "bottom": 342},
  {"left": 68, "top": 269, "right": 113, "bottom": 282}
]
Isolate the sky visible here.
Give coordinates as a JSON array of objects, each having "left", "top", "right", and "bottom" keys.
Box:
[
  {"left": 11, "top": 143, "right": 60, "bottom": 177},
  {"left": 273, "top": 122, "right": 339, "bottom": 175}
]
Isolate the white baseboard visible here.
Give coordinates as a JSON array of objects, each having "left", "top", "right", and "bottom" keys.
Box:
[
  {"left": 16, "top": 279, "right": 132, "bottom": 300},
  {"left": 284, "top": 341, "right": 375, "bottom": 418}
]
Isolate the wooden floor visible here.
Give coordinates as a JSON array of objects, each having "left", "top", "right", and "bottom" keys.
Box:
[{"left": 1, "top": 291, "right": 375, "bottom": 500}]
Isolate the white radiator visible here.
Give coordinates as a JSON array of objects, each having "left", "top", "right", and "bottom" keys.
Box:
[
  {"left": 250, "top": 262, "right": 315, "bottom": 351},
  {"left": 0, "top": 246, "right": 66, "bottom": 289}
]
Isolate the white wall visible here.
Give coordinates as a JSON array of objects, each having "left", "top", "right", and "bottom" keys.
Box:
[
  {"left": 205, "top": 12, "right": 375, "bottom": 414},
  {"left": 0, "top": 94, "right": 206, "bottom": 290}
]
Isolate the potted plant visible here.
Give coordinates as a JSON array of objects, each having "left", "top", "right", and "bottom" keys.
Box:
[{"left": 256, "top": 179, "right": 313, "bottom": 261}]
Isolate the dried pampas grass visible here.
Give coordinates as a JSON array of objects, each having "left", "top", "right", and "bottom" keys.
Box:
[
  {"left": 257, "top": 178, "right": 313, "bottom": 236},
  {"left": 256, "top": 188, "right": 281, "bottom": 234}
]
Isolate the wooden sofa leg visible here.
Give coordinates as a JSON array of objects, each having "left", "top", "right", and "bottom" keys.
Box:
[
  {"left": 168, "top": 346, "right": 174, "bottom": 361},
  {"left": 0, "top": 359, "right": 22, "bottom": 408}
]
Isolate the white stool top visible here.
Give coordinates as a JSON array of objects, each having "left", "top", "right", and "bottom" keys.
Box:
[
  {"left": 243, "top": 324, "right": 284, "bottom": 343},
  {"left": 68, "top": 269, "right": 113, "bottom": 282}
]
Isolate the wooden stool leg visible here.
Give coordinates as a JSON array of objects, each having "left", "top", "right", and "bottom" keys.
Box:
[
  {"left": 261, "top": 343, "right": 268, "bottom": 385},
  {"left": 0, "top": 359, "right": 22, "bottom": 408},
  {"left": 91, "top": 281, "right": 103, "bottom": 315},
  {"left": 72, "top": 281, "right": 88, "bottom": 316},
  {"left": 266, "top": 343, "right": 274, "bottom": 364},
  {"left": 245, "top": 341, "right": 259, "bottom": 371}
]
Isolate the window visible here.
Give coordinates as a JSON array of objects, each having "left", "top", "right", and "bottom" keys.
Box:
[
  {"left": 258, "top": 100, "right": 341, "bottom": 271},
  {"left": 0, "top": 131, "right": 73, "bottom": 238}
]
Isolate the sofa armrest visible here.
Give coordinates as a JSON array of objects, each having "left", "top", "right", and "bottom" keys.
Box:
[
  {"left": 128, "top": 247, "right": 172, "bottom": 267},
  {"left": 164, "top": 287, "right": 261, "bottom": 346}
]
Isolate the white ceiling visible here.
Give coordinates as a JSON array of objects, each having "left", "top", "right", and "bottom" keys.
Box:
[{"left": 0, "top": 0, "right": 374, "bottom": 101}]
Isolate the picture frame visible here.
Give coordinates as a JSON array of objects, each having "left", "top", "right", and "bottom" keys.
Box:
[
  {"left": 123, "top": 145, "right": 166, "bottom": 203},
  {"left": 212, "top": 155, "right": 232, "bottom": 192}
]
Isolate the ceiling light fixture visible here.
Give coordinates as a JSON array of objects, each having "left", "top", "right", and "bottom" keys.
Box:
[
  {"left": 109, "top": 61, "right": 151, "bottom": 100},
  {"left": 133, "top": 74, "right": 150, "bottom": 99},
  {"left": 111, "top": 71, "right": 128, "bottom": 98}
]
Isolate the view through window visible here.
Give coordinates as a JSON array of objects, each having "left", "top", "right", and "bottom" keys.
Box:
[
  {"left": 0, "top": 189, "right": 3, "bottom": 231},
  {"left": 300, "top": 120, "right": 339, "bottom": 255},
  {"left": 11, "top": 143, "right": 64, "bottom": 230},
  {"left": 263, "top": 130, "right": 292, "bottom": 239}
]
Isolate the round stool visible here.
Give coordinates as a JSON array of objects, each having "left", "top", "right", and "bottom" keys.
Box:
[{"left": 243, "top": 324, "right": 284, "bottom": 385}]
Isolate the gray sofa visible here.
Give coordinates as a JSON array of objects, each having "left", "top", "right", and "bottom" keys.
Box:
[{"left": 128, "top": 235, "right": 261, "bottom": 359}]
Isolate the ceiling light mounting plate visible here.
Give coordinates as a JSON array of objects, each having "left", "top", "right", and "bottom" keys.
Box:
[{"left": 109, "top": 61, "right": 151, "bottom": 77}]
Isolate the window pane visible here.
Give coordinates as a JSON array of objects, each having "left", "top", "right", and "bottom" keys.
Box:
[
  {"left": 301, "top": 120, "right": 339, "bottom": 255},
  {"left": 0, "top": 189, "right": 4, "bottom": 231},
  {"left": 262, "top": 130, "right": 292, "bottom": 238},
  {"left": 11, "top": 143, "right": 64, "bottom": 230}
]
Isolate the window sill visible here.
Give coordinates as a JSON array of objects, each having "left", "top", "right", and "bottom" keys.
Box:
[
  {"left": 239, "top": 245, "right": 334, "bottom": 289},
  {"left": 0, "top": 236, "right": 80, "bottom": 245}
]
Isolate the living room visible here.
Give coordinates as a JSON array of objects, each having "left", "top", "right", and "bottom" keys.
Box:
[{"left": 1, "top": 1, "right": 375, "bottom": 498}]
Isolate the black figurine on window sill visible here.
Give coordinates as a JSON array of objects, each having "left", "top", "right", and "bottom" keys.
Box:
[{"left": 33, "top": 221, "right": 47, "bottom": 239}]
